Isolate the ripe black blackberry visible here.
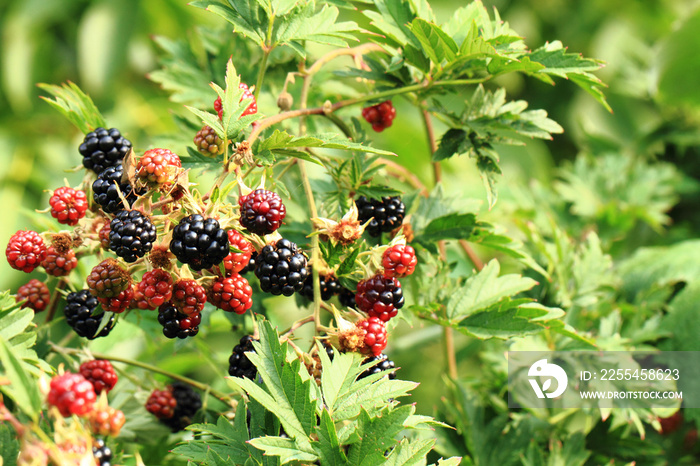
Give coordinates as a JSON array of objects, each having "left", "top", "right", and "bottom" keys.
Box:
[
  {"left": 79, "top": 127, "right": 132, "bottom": 174},
  {"left": 240, "top": 251, "right": 258, "bottom": 275},
  {"left": 93, "top": 438, "right": 113, "bottom": 466},
  {"left": 359, "top": 354, "right": 396, "bottom": 380},
  {"left": 338, "top": 287, "right": 356, "bottom": 308},
  {"left": 64, "top": 290, "right": 115, "bottom": 339},
  {"left": 157, "top": 303, "right": 200, "bottom": 339},
  {"left": 355, "top": 196, "right": 406, "bottom": 237},
  {"left": 228, "top": 335, "right": 257, "bottom": 379},
  {"left": 169, "top": 214, "right": 229, "bottom": 271},
  {"left": 161, "top": 382, "right": 202, "bottom": 432},
  {"left": 301, "top": 272, "right": 342, "bottom": 301},
  {"left": 92, "top": 163, "right": 142, "bottom": 213},
  {"left": 109, "top": 210, "right": 157, "bottom": 262},
  {"left": 255, "top": 239, "right": 309, "bottom": 296}
]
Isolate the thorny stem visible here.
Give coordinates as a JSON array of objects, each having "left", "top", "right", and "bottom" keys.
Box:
[{"left": 49, "top": 344, "right": 233, "bottom": 404}]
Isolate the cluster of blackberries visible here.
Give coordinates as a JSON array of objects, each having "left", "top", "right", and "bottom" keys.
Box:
[
  {"left": 301, "top": 271, "right": 342, "bottom": 301},
  {"left": 146, "top": 382, "right": 202, "bottom": 432},
  {"left": 228, "top": 335, "right": 258, "bottom": 379}
]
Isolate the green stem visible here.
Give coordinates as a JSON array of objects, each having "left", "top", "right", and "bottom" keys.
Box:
[
  {"left": 297, "top": 161, "right": 322, "bottom": 331},
  {"left": 50, "top": 345, "right": 234, "bottom": 404},
  {"left": 323, "top": 113, "right": 353, "bottom": 138},
  {"left": 255, "top": 49, "right": 270, "bottom": 101}
]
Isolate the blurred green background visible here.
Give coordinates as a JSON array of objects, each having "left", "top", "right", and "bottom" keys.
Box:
[{"left": 3, "top": 0, "right": 700, "bottom": 445}]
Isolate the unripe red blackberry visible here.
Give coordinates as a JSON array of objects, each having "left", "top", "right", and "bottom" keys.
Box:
[
  {"left": 255, "top": 239, "right": 309, "bottom": 296},
  {"left": 357, "top": 317, "right": 387, "bottom": 356},
  {"left": 355, "top": 274, "right": 404, "bottom": 322},
  {"left": 169, "top": 214, "right": 230, "bottom": 271},
  {"left": 98, "top": 222, "right": 111, "bottom": 250},
  {"left": 238, "top": 189, "right": 286, "bottom": 236},
  {"left": 158, "top": 303, "right": 201, "bottom": 339},
  {"left": 359, "top": 354, "right": 397, "bottom": 380},
  {"left": 49, "top": 187, "right": 88, "bottom": 226},
  {"left": 86, "top": 258, "right": 131, "bottom": 299},
  {"left": 79, "top": 127, "right": 132, "bottom": 174},
  {"left": 108, "top": 210, "right": 157, "bottom": 262},
  {"left": 64, "top": 290, "right": 116, "bottom": 339},
  {"left": 214, "top": 83, "right": 257, "bottom": 120},
  {"left": 136, "top": 148, "right": 182, "bottom": 187},
  {"left": 208, "top": 274, "right": 253, "bottom": 314},
  {"left": 47, "top": 372, "right": 96, "bottom": 417},
  {"left": 194, "top": 125, "right": 225, "bottom": 156},
  {"left": 382, "top": 244, "right": 417, "bottom": 278},
  {"left": 146, "top": 388, "right": 177, "bottom": 419},
  {"left": 228, "top": 335, "right": 257, "bottom": 379},
  {"left": 132, "top": 269, "right": 173, "bottom": 310},
  {"left": 301, "top": 272, "right": 342, "bottom": 301},
  {"left": 97, "top": 286, "right": 133, "bottom": 313},
  {"left": 16, "top": 279, "right": 50, "bottom": 312},
  {"left": 361, "top": 100, "right": 396, "bottom": 132},
  {"left": 92, "top": 163, "right": 143, "bottom": 213},
  {"left": 6, "top": 230, "right": 47, "bottom": 273},
  {"left": 355, "top": 196, "right": 406, "bottom": 237},
  {"left": 79, "top": 360, "right": 118, "bottom": 394},
  {"left": 41, "top": 246, "right": 78, "bottom": 277},
  {"left": 221, "top": 229, "right": 254, "bottom": 275},
  {"left": 172, "top": 279, "right": 207, "bottom": 315}
]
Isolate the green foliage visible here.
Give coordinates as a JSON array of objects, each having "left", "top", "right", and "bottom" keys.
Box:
[{"left": 37, "top": 82, "right": 107, "bottom": 134}]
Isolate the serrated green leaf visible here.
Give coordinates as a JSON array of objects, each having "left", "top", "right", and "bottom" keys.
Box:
[
  {"left": 407, "top": 18, "right": 457, "bottom": 66},
  {"left": 336, "top": 247, "right": 361, "bottom": 277},
  {"left": 186, "top": 106, "right": 225, "bottom": 138},
  {"left": 257, "top": 130, "right": 395, "bottom": 156},
  {"left": 0, "top": 424, "right": 20, "bottom": 466},
  {"left": 0, "top": 338, "right": 42, "bottom": 422},
  {"left": 273, "top": 4, "right": 358, "bottom": 56},
  {"left": 38, "top": 81, "right": 107, "bottom": 133},
  {"left": 183, "top": 146, "right": 223, "bottom": 168},
  {"left": 346, "top": 406, "right": 414, "bottom": 465},
  {"left": 432, "top": 128, "right": 468, "bottom": 162},
  {"left": 459, "top": 307, "right": 543, "bottom": 339},
  {"left": 415, "top": 213, "right": 476, "bottom": 243},
  {"left": 249, "top": 436, "right": 318, "bottom": 465},
  {"left": 384, "top": 438, "right": 435, "bottom": 466},
  {"left": 312, "top": 409, "right": 347, "bottom": 465},
  {"left": 191, "top": 0, "right": 266, "bottom": 44},
  {"left": 446, "top": 260, "right": 537, "bottom": 320},
  {"left": 363, "top": 0, "right": 416, "bottom": 48},
  {"left": 0, "top": 305, "right": 33, "bottom": 341}
]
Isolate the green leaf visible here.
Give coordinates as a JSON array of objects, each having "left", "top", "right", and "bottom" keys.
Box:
[
  {"left": 346, "top": 406, "right": 414, "bottom": 465},
  {"left": 407, "top": 18, "right": 457, "bottom": 66},
  {"left": 656, "top": 9, "right": 700, "bottom": 109},
  {"left": 363, "top": 0, "right": 416, "bottom": 48},
  {"left": 384, "top": 438, "right": 436, "bottom": 466},
  {"left": 229, "top": 320, "right": 316, "bottom": 453},
  {"left": 414, "top": 213, "right": 476, "bottom": 243},
  {"left": 248, "top": 436, "right": 318, "bottom": 464},
  {"left": 0, "top": 338, "right": 42, "bottom": 422},
  {"left": 273, "top": 4, "right": 358, "bottom": 57},
  {"left": 446, "top": 260, "right": 537, "bottom": 320},
  {"left": 312, "top": 409, "right": 348, "bottom": 465},
  {"left": 257, "top": 130, "right": 396, "bottom": 156},
  {"left": 0, "top": 424, "right": 20, "bottom": 466},
  {"left": 186, "top": 106, "right": 225, "bottom": 138},
  {"left": 38, "top": 81, "right": 107, "bottom": 133},
  {"left": 191, "top": 0, "right": 267, "bottom": 44},
  {"left": 183, "top": 147, "right": 223, "bottom": 168},
  {"left": 433, "top": 128, "right": 468, "bottom": 162}
]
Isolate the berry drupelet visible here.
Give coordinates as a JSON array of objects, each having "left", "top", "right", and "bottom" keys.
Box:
[
  {"left": 355, "top": 274, "right": 404, "bottom": 322},
  {"left": 49, "top": 187, "right": 88, "bottom": 226},
  {"left": 97, "top": 286, "right": 133, "bottom": 314},
  {"left": 86, "top": 258, "right": 131, "bottom": 299},
  {"left": 92, "top": 163, "right": 142, "bottom": 213},
  {"left": 355, "top": 196, "right": 406, "bottom": 237},
  {"left": 108, "top": 210, "right": 157, "bottom": 262},
  {"left": 172, "top": 279, "right": 207, "bottom": 315},
  {"left": 16, "top": 279, "right": 50, "bottom": 312},
  {"left": 41, "top": 246, "right": 78, "bottom": 277},
  {"left": 357, "top": 317, "right": 388, "bottom": 356},
  {"left": 132, "top": 268, "right": 173, "bottom": 310},
  {"left": 238, "top": 189, "right": 286, "bottom": 236},
  {"left": 220, "top": 229, "right": 254, "bottom": 275},
  {"left": 6, "top": 230, "right": 47, "bottom": 273},
  {"left": 255, "top": 239, "right": 309, "bottom": 296},
  {"left": 158, "top": 303, "right": 201, "bottom": 339},
  {"left": 64, "top": 290, "right": 116, "bottom": 339},
  {"left": 146, "top": 388, "right": 177, "bottom": 419},
  {"left": 194, "top": 126, "right": 225, "bottom": 156},
  {"left": 80, "top": 360, "right": 118, "bottom": 394},
  {"left": 93, "top": 438, "right": 113, "bottom": 466},
  {"left": 47, "top": 372, "right": 96, "bottom": 417},
  {"left": 79, "top": 127, "right": 132, "bottom": 174},
  {"left": 228, "top": 335, "right": 257, "bottom": 379},
  {"left": 170, "top": 214, "right": 229, "bottom": 271},
  {"left": 136, "top": 148, "right": 182, "bottom": 187}
]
